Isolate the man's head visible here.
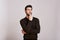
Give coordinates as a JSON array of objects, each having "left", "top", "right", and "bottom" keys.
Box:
[{"left": 25, "top": 5, "right": 33, "bottom": 16}]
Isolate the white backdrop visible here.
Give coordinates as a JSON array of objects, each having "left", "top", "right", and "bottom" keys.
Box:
[{"left": 0, "top": 0, "right": 60, "bottom": 40}]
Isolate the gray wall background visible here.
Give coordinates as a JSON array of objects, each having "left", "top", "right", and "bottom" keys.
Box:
[{"left": 0, "top": 0, "right": 60, "bottom": 40}]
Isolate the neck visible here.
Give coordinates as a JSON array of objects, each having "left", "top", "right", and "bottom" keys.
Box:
[{"left": 26, "top": 15, "right": 32, "bottom": 18}]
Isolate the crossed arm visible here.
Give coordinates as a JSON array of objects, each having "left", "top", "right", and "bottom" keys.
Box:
[{"left": 20, "top": 19, "right": 40, "bottom": 34}]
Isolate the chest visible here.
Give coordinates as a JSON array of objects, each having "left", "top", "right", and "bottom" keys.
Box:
[{"left": 26, "top": 19, "right": 36, "bottom": 29}]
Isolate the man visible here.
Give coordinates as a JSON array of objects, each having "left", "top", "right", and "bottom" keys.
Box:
[{"left": 20, "top": 5, "right": 41, "bottom": 40}]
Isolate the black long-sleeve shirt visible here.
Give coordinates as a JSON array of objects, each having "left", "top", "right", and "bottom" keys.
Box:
[{"left": 20, "top": 17, "right": 41, "bottom": 39}]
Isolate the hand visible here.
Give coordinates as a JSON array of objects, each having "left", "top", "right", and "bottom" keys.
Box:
[{"left": 21, "top": 29, "right": 26, "bottom": 34}]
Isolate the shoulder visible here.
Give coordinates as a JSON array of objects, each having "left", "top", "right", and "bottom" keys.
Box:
[
  {"left": 33, "top": 17, "right": 39, "bottom": 21},
  {"left": 19, "top": 17, "right": 26, "bottom": 22},
  {"left": 33, "top": 17, "right": 40, "bottom": 23}
]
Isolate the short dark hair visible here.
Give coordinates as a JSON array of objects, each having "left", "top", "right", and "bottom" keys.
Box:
[{"left": 25, "top": 5, "right": 32, "bottom": 10}]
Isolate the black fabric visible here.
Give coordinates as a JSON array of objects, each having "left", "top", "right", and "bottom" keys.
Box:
[
  {"left": 20, "top": 17, "right": 41, "bottom": 39},
  {"left": 24, "top": 38, "right": 37, "bottom": 40}
]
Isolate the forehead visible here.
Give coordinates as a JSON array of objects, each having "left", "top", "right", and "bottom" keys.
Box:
[{"left": 26, "top": 7, "right": 32, "bottom": 9}]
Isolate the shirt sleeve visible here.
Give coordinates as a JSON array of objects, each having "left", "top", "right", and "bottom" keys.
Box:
[
  {"left": 29, "top": 19, "right": 41, "bottom": 34},
  {"left": 20, "top": 19, "right": 32, "bottom": 34}
]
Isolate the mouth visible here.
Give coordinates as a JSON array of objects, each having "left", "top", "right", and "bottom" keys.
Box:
[{"left": 26, "top": 13, "right": 32, "bottom": 16}]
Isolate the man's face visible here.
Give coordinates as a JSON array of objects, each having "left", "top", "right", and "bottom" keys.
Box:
[{"left": 25, "top": 7, "right": 32, "bottom": 16}]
